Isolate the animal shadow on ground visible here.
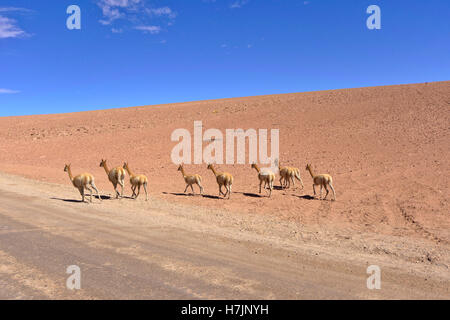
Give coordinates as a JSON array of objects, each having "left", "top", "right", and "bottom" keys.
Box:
[
  {"left": 162, "top": 191, "right": 221, "bottom": 200},
  {"left": 163, "top": 192, "right": 195, "bottom": 197},
  {"left": 239, "top": 192, "right": 263, "bottom": 198},
  {"left": 294, "top": 194, "right": 315, "bottom": 200},
  {"left": 201, "top": 194, "right": 221, "bottom": 200},
  {"left": 273, "top": 185, "right": 284, "bottom": 190},
  {"left": 51, "top": 194, "right": 111, "bottom": 203},
  {"left": 119, "top": 195, "right": 135, "bottom": 200}
]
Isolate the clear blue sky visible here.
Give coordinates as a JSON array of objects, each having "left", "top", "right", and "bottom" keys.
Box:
[{"left": 0, "top": 0, "right": 449, "bottom": 116}]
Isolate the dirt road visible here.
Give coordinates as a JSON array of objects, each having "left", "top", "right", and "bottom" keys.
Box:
[{"left": 0, "top": 172, "right": 448, "bottom": 299}]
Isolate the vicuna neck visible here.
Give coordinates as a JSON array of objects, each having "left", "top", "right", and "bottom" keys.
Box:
[
  {"left": 179, "top": 166, "right": 186, "bottom": 177},
  {"left": 253, "top": 164, "right": 261, "bottom": 173},
  {"left": 102, "top": 162, "right": 110, "bottom": 174},
  {"left": 209, "top": 165, "right": 218, "bottom": 176},
  {"left": 307, "top": 166, "right": 315, "bottom": 178},
  {"left": 67, "top": 167, "right": 74, "bottom": 181},
  {"left": 125, "top": 165, "right": 134, "bottom": 177}
]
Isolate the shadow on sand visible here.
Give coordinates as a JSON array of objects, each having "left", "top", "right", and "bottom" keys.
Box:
[
  {"left": 201, "top": 194, "right": 222, "bottom": 200},
  {"left": 239, "top": 192, "right": 263, "bottom": 198},
  {"left": 163, "top": 192, "right": 222, "bottom": 200},
  {"left": 51, "top": 195, "right": 113, "bottom": 203},
  {"left": 293, "top": 194, "right": 316, "bottom": 200},
  {"left": 163, "top": 192, "right": 195, "bottom": 197}
]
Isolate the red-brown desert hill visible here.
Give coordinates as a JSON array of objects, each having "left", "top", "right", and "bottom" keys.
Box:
[{"left": 0, "top": 81, "right": 449, "bottom": 244}]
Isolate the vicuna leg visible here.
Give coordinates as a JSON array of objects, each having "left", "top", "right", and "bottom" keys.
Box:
[
  {"left": 198, "top": 182, "right": 203, "bottom": 194},
  {"left": 85, "top": 186, "right": 93, "bottom": 203},
  {"left": 223, "top": 185, "right": 228, "bottom": 198},
  {"left": 313, "top": 184, "right": 316, "bottom": 196},
  {"left": 113, "top": 182, "right": 119, "bottom": 198},
  {"left": 190, "top": 184, "right": 195, "bottom": 194},
  {"left": 184, "top": 184, "right": 189, "bottom": 193},
  {"left": 319, "top": 185, "right": 323, "bottom": 200},
  {"left": 91, "top": 183, "right": 101, "bottom": 201},
  {"left": 143, "top": 183, "right": 148, "bottom": 201},
  {"left": 323, "top": 185, "right": 329, "bottom": 200},
  {"left": 135, "top": 185, "right": 141, "bottom": 199},
  {"left": 329, "top": 183, "right": 336, "bottom": 201},
  {"left": 223, "top": 183, "right": 229, "bottom": 198},
  {"left": 259, "top": 180, "right": 262, "bottom": 194},
  {"left": 80, "top": 187, "right": 85, "bottom": 203},
  {"left": 226, "top": 185, "right": 231, "bottom": 199},
  {"left": 119, "top": 180, "right": 124, "bottom": 198},
  {"left": 297, "top": 175, "right": 304, "bottom": 189}
]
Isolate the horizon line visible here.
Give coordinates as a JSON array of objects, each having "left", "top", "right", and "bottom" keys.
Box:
[{"left": 1, "top": 80, "right": 447, "bottom": 118}]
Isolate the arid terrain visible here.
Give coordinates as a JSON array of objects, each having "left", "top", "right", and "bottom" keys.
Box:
[{"left": 0, "top": 81, "right": 449, "bottom": 299}]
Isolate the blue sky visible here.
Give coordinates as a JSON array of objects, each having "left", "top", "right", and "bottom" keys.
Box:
[{"left": 0, "top": 0, "right": 449, "bottom": 116}]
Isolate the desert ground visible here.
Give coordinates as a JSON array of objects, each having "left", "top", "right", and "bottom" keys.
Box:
[{"left": 0, "top": 81, "right": 449, "bottom": 299}]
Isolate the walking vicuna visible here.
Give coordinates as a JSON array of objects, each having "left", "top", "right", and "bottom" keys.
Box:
[
  {"left": 64, "top": 164, "right": 101, "bottom": 203},
  {"left": 99, "top": 159, "right": 126, "bottom": 199},
  {"left": 278, "top": 161, "right": 304, "bottom": 189},
  {"left": 305, "top": 164, "right": 336, "bottom": 200},
  {"left": 251, "top": 163, "right": 275, "bottom": 197},
  {"left": 123, "top": 162, "right": 149, "bottom": 201},
  {"left": 207, "top": 164, "right": 233, "bottom": 199},
  {"left": 177, "top": 164, "right": 203, "bottom": 195}
]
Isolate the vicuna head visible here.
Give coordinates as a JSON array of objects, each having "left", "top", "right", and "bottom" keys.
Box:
[
  {"left": 305, "top": 163, "right": 312, "bottom": 171},
  {"left": 123, "top": 162, "right": 129, "bottom": 170},
  {"left": 64, "top": 164, "right": 71, "bottom": 172},
  {"left": 207, "top": 164, "right": 213, "bottom": 170},
  {"left": 251, "top": 163, "right": 257, "bottom": 169},
  {"left": 177, "top": 164, "right": 183, "bottom": 172},
  {"left": 99, "top": 159, "right": 107, "bottom": 168}
]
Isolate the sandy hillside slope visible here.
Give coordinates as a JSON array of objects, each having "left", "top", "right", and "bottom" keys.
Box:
[
  {"left": 0, "top": 82, "right": 449, "bottom": 299},
  {"left": 0, "top": 82, "right": 448, "bottom": 240}
]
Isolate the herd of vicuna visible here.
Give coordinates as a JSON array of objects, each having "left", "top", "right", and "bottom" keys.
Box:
[{"left": 64, "top": 160, "right": 336, "bottom": 203}]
